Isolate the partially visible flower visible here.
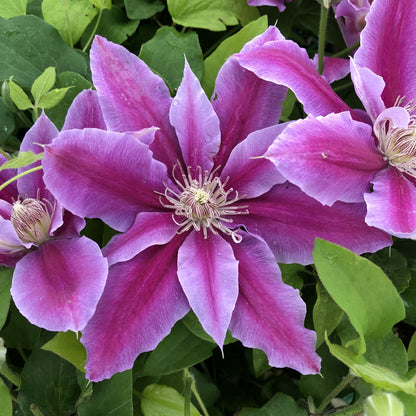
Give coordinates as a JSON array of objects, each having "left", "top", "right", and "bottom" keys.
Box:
[
  {"left": 0, "top": 92, "right": 107, "bottom": 332},
  {"left": 334, "top": 0, "right": 373, "bottom": 47},
  {"left": 248, "top": 0, "right": 291, "bottom": 12},
  {"left": 43, "top": 36, "right": 391, "bottom": 382},
  {"left": 235, "top": 0, "right": 416, "bottom": 238}
]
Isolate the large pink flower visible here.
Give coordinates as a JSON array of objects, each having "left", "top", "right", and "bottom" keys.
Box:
[
  {"left": 42, "top": 36, "right": 390, "bottom": 381},
  {"left": 0, "top": 93, "right": 107, "bottom": 332},
  {"left": 236, "top": 0, "right": 416, "bottom": 238},
  {"left": 248, "top": 0, "right": 291, "bottom": 12}
]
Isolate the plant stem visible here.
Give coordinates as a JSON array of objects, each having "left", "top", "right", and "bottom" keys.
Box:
[
  {"left": 332, "top": 41, "right": 360, "bottom": 58},
  {"left": 184, "top": 368, "right": 210, "bottom": 416},
  {"left": 315, "top": 372, "right": 356, "bottom": 414},
  {"left": 183, "top": 369, "right": 193, "bottom": 416},
  {"left": 0, "top": 165, "right": 42, "bottom": 192},
  {"left": 318, "top": 4, "right": 329, "bottom": 75},
  {"left": 0, "top": 148, "right": 11, "bottom": 160},
  {"left": 82, "top": 8, "right": 103, "bottom": 52}
]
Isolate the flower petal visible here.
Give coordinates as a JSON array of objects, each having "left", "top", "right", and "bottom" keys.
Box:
[
  {"left": 354, "top": 0, "right": 416, "bottom": 108},
  {"left": 312, "top": 55, "right": 350, "bottom": 84},
  {"left": 212, "top": 57, "right": 287, "bottom": 167},
  {"left": 43, "top": 128, "right": 168, "bottom": 231},
  {"left": 0, "top": 154, "right": 17, "bottom": 204},
  {"left": 247, "top": 0, "right": 291, "bottom": 11},
  {"left": 177, "top": 232, "right": 239, "bottom": 349},
  {"left": 350, "top": 60, "right": 386, "bottom": 122},
  {"left": 0, "top": 216, "right": 26, "bottom": 267},
  {"left": 17, "top": 113, "right": 58, "bottom": 200},
  {"left": 241, "top": 183, "right": 391, "bottom": 265},
  {"left": 266, "top": 112, "right": 386, "bottom": 205},
  {"left": 221, "top": 124, "right": 287, "bottom": 199},
  {"left": 230, "top": 234, "right": 320, "bottom": 374},
  {"left": 365, "top": 167, "right": 416, "bottom": 238},
  {"left": 90, "top": 36, "right": 181, "bottom": 167},
  {"left": 103, "top": 212, "right": 179, "bottom": 266},
  {"left": 11, "top": 236, "right": 108, "bottom": 332},
  {"left": 170, "top": 60, "right": 220, "bottom": 172},
  {"left": 82, "top": 235, "right": 190, "bottom": 382},
  {"left": 235, "top": 39, "right": 351, "bottom": 117},
  {"left": 63, "top": 89, "right": 106, "bottom": 130}
]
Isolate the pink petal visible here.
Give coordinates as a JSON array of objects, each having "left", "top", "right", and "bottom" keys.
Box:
[
  {"left": 43, "top": 128, "right": 168, "bottom": 232},
  {"left": 90, "top": 36, "right": 181, "bottom": 167},
  {"left": 241, "top": 183, "right": 391, "bottom": 265},
  {"left": 170, "top": 61, "right": 220, "bottom": 172},
  {"left": 266, "top": 112, "right": 386, "bottom": 205},
  {"left": 235, "top": 39, "right": 351, "bottom": 117},
  {"left": 11, "top": 236, "right": 108, "bottom": 331},
  {"left": 0, "top": 216, "right": 27, "bottom": 267},
  {"left": 103, "top": 212, "right": 179, "bottom": 266},
  {"left": 212, "top": 57, "right": 287, "bottom": 167},
  {"left": 82, "top": 235, "right": 190, "bottom": 382},
  {"left": 365, "top": 167, "right": 416, "bottom": 238},
  {"left": 63, "top": 89, "right": 106, "bottom": 130},
  {"left": 354, "top": 0, "right": 416, "bottom": 109},
  {"left": 177, "top": 232, "right": 239, "bottom": 348},
  {"left": 312, "top": 55, "right": 350, "bottom": 84},
  {"left": 247, "top": 0, "right": 291, "bottom": 12},
  {"left": 0, "top": 154, "right": 17, "bottom": 203},
  {"left": 230, "top": 234, "right": 320, "bottom": 374},
  {"left": 221, "top": 124, "right": 287, "bottom": 199}
]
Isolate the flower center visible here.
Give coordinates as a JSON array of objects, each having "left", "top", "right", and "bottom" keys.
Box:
[
  {"left": 376, "top": 99, "right": 416, "bottom": 178},
  {"left": 10, "top": 197, "right": 53, "bottom": 245},
  {"left": 158, "top": 164, "right": 248, "bottom": 243}
]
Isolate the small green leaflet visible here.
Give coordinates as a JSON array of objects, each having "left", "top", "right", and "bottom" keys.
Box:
[{"left": 0, "top": 151, "right": 43, "bottom": 171}]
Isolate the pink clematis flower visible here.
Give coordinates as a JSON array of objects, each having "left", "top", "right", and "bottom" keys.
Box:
[
  {"left": 248, "top": 0, "right": 292, "bottom": 12},
  {"left": 42, "top": 35, "right": 391, "bottom": 381},
  {"left": 334, "top": 0, "right": 373, "bottom": 47},
  {"left": 235, "top": 0, "right": 416, "bottom": 238},
  {"left": 0, "top": 94, "right": 108, "bottom": 332}
]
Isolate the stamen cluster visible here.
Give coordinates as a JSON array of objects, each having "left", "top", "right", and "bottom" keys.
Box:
[
  {"left": 11, "top": 198, "right": 54, "bottom": 245},
  {"left": 376, "top": 100, "right": 416, "bottom": 178},
  {"left": 158, "top": 164, "right": 248, "bottom": 243}
]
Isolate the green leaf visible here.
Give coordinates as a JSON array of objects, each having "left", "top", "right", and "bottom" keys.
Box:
[
  {"left": 141, "top": 384, "right": 202, "bottom": 416},
  {"left": 364, "top": 393, "right": 405, "bottom": 416},
  {"left": 140, "top": 321, "right": 215, "bottom": 376},
  {"left": 139, "top": 26, "right": 203, "bottom": 90},
  {"left": 45, "top": 71, "right": 91, "bottom": 129},
  {"left": 90, "top": 0, "right": 111, "bottom": 10},
  {"left": 31, "top": 67, "right": 56, "bottom": 105},
  {"left": 239, "top": 392, "right": 308, "bottom": 416},
  {"left": 0, "top": 376, "right": 12, "bottom": 416},
  {"left": 167, "top": 0, "right": 259, "bottom": 31},
  {"left": 42, "top": 0, "right": 98, "bottom": 46},
  {"left": 313, "top": 281, "right": 343, "bottom": 348},
  {"left": 0, "top": 151, "right": 42, "bottom": 171},
  {"left": 124, "top": 0, "right": 164, "bottom": 19},
  {"left": 37, "top": 87, "right": 71, "bottom": 109},
  {"left": 0, "top": 97, "right": 15, "bottom": 144},
  {"left": 313, "top": 239, "right": 405, "bottom": 352},
  {"left": 78, "top": 371, "right": 133, "bottom": 416},
  {"left": 82, "top": 5, "right": 139, "bottom": 46},
  {"left": 201, "top": 15, "right": 267, "bottom": 96},
  {"left": 0, "top": 0, "right": 27, "bottom": 19},
  {"left": 252, "top": 349, "right": 270, "bottom": 378},
  {"left": 42, "top": 331, "right": 87, "bottom": 372},
  {"left": 0, "top": 15, "right": 89, "bottom": 90},
  {"left": 409, "top": 331, "right": 416, "bottom": 362},
  {"left": 367, "top": 247, "right": 411, "bottom": 293},
  {"left": 8, "top": 79, "right": 32, "bottom": 110},
  {"left": 17, "top": 350, "right": 81, "bottom": 416},
  {"left": 279, "top": 263, "right": 304, "bottom": 290},
  {"left": 326, "top": 337, "right": 416, "bottom": 395},
  {"left": 0, "top": 268, "right": 12, "bottom": 331}
]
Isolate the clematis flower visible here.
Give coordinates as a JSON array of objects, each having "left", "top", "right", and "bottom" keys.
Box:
[
  {"left": 42, "top": 35, "right": 391, "bottom": 382},
  {"left": 334, "top": 0, "right": 373, "bottom": 47},
  {"left": 0, "top": 92, "right": 107, "bottom": 332},
  {"left": 247, "top": 0, "right": 291, "bottom": 12},
  {"left": 235, "top": 0, "right": 416, "bottom": 238}
]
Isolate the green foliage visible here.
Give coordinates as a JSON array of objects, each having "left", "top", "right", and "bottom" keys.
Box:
[
  {"left": 0, "top": 0, "right": 26, "bottom": 19},
  {"left": 42, "top": 331, "right": 87, "bottom": 372},
  {"left": 141, "top": 384, "right": 202, "bottom": 416},
  {"left": 139, "top": 26, "right": 203, "bottom": 89},
  {"left": 0, "top": 269, "right": 12, "bottom": 331},
  {"left": 364, "top": 392, "right": 405, "bottom": 416},
  {"left": 167, "top": 0, "right": 259, "bottom": 31},
  {"left": 42, "top": 0, "right": 98, "bottom": 47},
  {"left": 313, "top": 239, "right": 405, "bottom": 353},
  {"left": 0, "top": 15, "right": 88, "bottom": 90},
  {"left": 0, "top": 151, "right": 42, "bottom": 171},
  {"left": 0, "top": 377, "right": 12, "bottom": 416},
  {"left": 124, "top": 0, "right": 164, "bottom": 20}
]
